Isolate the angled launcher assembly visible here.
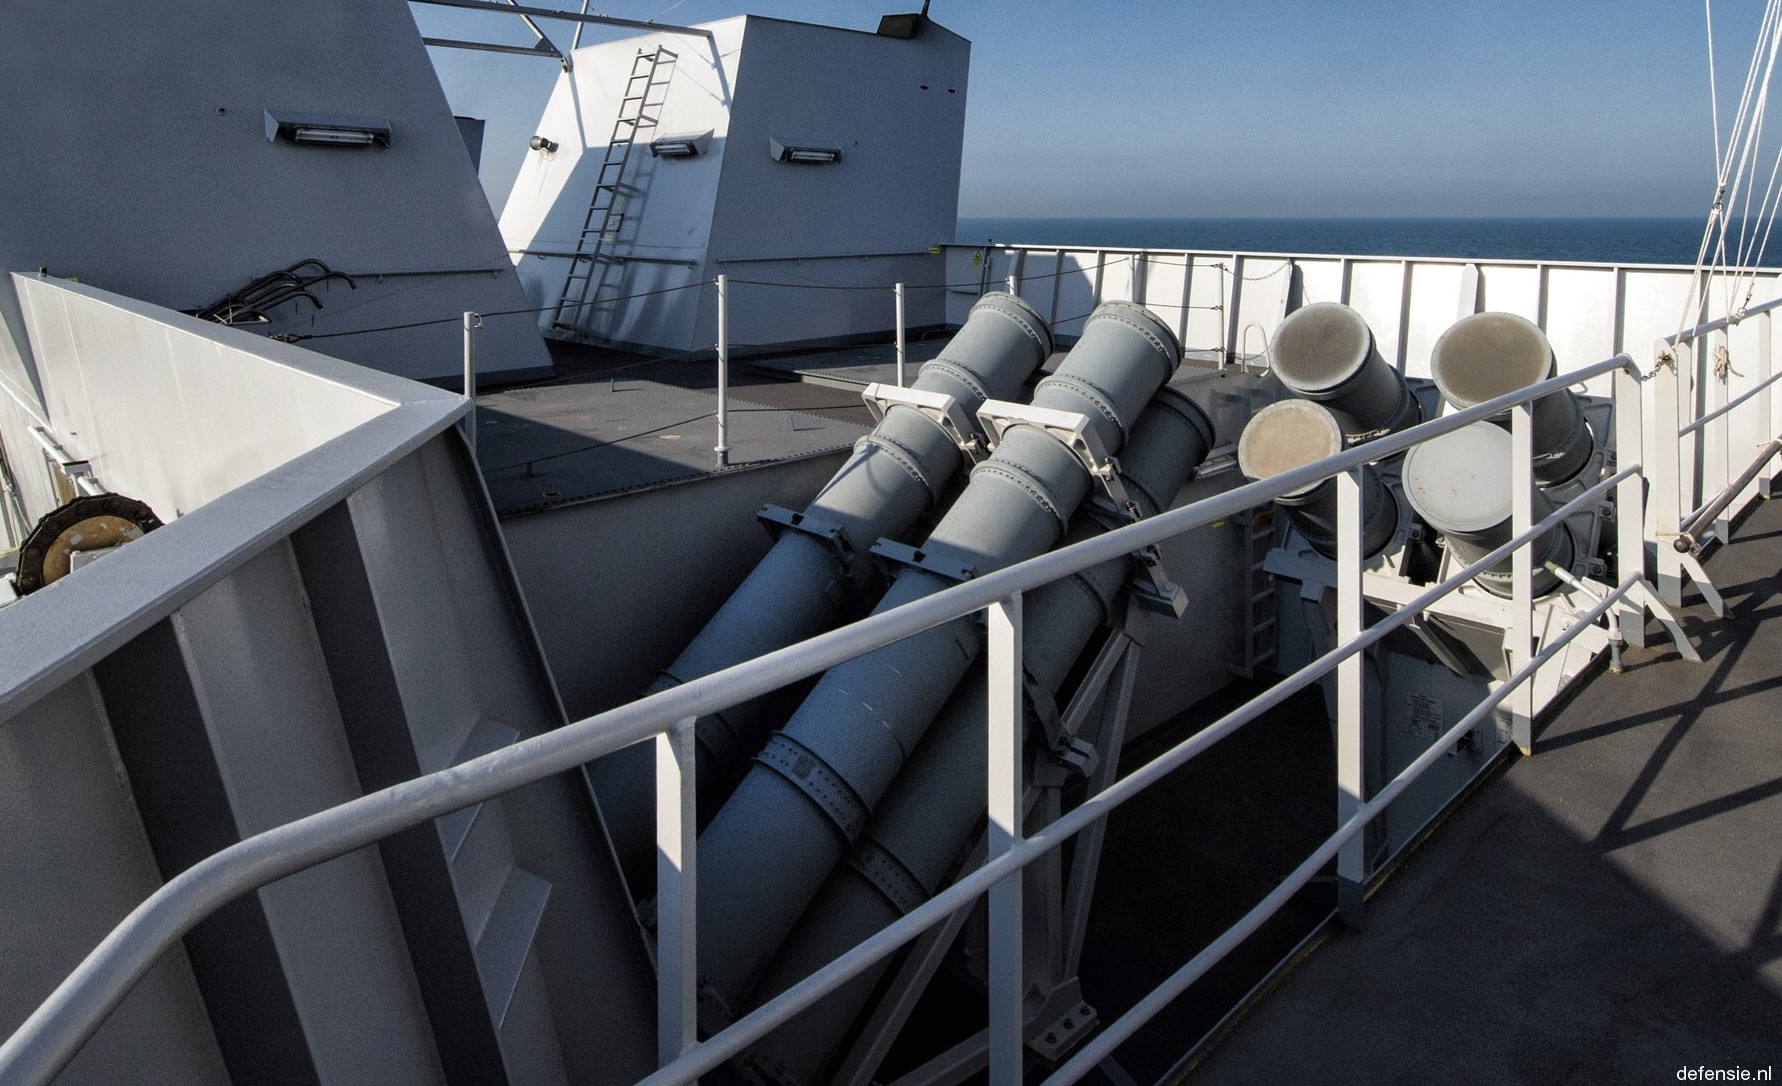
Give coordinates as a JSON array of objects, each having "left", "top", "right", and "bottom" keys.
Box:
[
  {"left": 1430, "top": 311, "right": 1595, "bottom": 488},
  {"left": 1237, "top": 398, "right": 1401, "bottom": 560},
  {"left": 693, "top": 300, "right": 1183, "bottom": 1019},
  {"left": 1401, "top": 422, "right": 1577, "bottom": 598},
  {"left": 1268, "top": 300, "right": 1421, "bottom": 441},
  {"left": 587, "top": 293, "right": 1052, "bottom": 886},
  {"left": 1408, "top": 310, "right": 1608, "bottom": 600},
  {"left": 1237, "top": 301, "right": 1418, "bottom": 564},
  {"left": 1234, "top": 302, "right": 1621, "bottom": 881},
  {"left": 736, "top": 386, "right": 1216, "bottom": 1086}
]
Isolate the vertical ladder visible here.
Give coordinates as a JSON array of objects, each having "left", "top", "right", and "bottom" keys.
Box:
[
  {"left": 552, "top": 46, "right": 677, "bottom": 330},
  {"left": 1232, "top": 508, "right": 1279, "bottom": 677}
]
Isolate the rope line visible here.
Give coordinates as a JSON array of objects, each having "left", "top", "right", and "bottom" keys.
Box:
[
  {"left": 276, "top": 280, "right": 707, "bottom": 343},
  {"left": 264, "top": 248, "right": 1292, "bottom": 347}
]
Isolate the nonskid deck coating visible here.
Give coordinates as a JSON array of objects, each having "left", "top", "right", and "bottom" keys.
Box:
[
  {"left": 475, "top": 379, "right": 867, "bottom": 515},
  {"left": 1188, "top": 498, "right": 1782, "bottom": 1084},
  {"left": 473, "top": 344, "right": 875, "bottom": 516}
]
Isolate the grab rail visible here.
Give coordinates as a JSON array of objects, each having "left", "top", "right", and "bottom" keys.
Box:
[{"left": 0, "top": 351, "right": 1667, "bottom": 1086}]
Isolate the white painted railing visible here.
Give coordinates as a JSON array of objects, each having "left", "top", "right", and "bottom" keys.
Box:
[{"left": 1652, "top": 296, "right": 1782, "bottom": 612}]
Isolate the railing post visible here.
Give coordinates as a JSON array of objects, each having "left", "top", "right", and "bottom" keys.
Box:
[
  {"left": 1334, "top": 468, "right": 1365, "bottom": 927},
  {"left": 462, "top": 311, "right": 481, "bottom": 455},
  {"left": 657, "top": 718, "right": 698, "bottom": 1066},
  {"left": 1509, "top": 399, "right": 1536, "bottom": 755},
  {"left": 715, "top": 275, "right": 731, "bottom": 467},
  {"left": 1653, "top": 340, "right": 1687, "bottom": 605},
  {"left": 1614, "top": 362, "right": 1649, "bottom": 649},
  {"left": 1761, "top": 311, "right": 1775, "bottom": 498},
  {"left": 1708, "top": 330, "right": 1731, "bottom": 542},
  {"left": 895, "top": 282, "right": 907, "bottom": 388},
  {"left": 987, "top": 593, "right": 1025, "bottom": 1086}
]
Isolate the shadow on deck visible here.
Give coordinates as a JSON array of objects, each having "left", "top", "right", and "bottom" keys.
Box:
[{"left": 1187, "top": 499, "right": 1782, "bottom": 1083}]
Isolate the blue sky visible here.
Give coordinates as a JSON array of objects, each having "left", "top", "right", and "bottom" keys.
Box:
[{"left": 413, "top": 0, "right": 1764, "bottom": 219}]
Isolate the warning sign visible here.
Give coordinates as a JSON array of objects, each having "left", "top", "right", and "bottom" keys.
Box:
[{"left": 1407, "top": 692, "right": 1443, "bottom": 740}]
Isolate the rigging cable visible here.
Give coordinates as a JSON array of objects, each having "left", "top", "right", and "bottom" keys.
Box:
[
  {"left": 1726, "top": 0, "right": 1782, "bottom": 307},
  {"left": 1679, "top": 0, "right": 1782, "bottom": 342}
]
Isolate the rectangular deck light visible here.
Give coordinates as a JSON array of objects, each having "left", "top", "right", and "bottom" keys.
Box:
[
  {"left": 650, "top": 130, "right": 712, "bottom": 158},
  {"left": 769, "top": 138, "right": 841, "bottom": 165},
  {"left": 265, "top": 110, "right": 392, "bottom": 148}
]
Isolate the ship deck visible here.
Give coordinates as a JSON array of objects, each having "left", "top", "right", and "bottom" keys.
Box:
[
  {"left": 477, "top": 339, "right": 1779, "bottom": 1083},
  {"left": 474, "top": 342, "right": 876, "bottom": 516},
  {"left": 1188, "top": 498, "right": 1782, "bottom": 1083}
]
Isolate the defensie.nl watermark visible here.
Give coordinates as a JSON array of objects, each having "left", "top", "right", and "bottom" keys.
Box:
[{"left": 1676, "top": 1067, "right": 1773, "bottom": 1082}]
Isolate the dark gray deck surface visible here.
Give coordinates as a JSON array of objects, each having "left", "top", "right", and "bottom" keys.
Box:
[
  {"left": 1189, "top": 499, "right": 1782, "bottom": 1084},
  {"left": 474, "top": 343, "right": 873, "bottom": 516}
]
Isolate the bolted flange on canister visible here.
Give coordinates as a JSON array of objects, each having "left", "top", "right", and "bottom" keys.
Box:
[
  {"left": 1401, "top": 421, "right": 1576, "bottom": 598},
  {"left": 1429, "top": 311, "right": 1594, "bottom": 488},
  {"left": 919, "top": 291, "right": 1054, "bottom": 405},
  {"left": 1033, "top": 299, "right": 1183, "bottom": 453},
  {"left": 1269, "top": 301, "right": 1421, "bottom": 442},
  {"left": 1236, "top": 399, "right": 1399, "bottom": 560}
]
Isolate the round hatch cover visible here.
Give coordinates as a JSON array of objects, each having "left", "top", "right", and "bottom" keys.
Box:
[
  {"left": 1431, "top": 311, "right": 1554, "bottom": 410},
  {"left": 13, "top": 492, "right": 163, "bottom": 595},
  {"left": 1401, "top": 422, "right": 1514, "bottom": 533},
  {"left": 1237, "top": 399, "right": 1346, "bottom": 497},
  {"left": 1270, "top": 302, "right": 1374, "bottom": 396}
]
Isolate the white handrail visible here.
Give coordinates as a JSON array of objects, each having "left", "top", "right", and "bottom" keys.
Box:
[{"left": 0, "top": 351, "right": 1654, "bottom": 1086}]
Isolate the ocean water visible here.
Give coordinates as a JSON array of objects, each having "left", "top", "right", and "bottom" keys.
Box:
[{"left": 954, "top": 217, "right": 1781, "bottom": 267}]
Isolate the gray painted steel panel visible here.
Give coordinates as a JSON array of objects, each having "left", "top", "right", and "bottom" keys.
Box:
[
  {"left": 0, "top": 0, "right": 551, "bottom": 387},
  {"left": 0, "top": 280, "right": 465, "bottom": 723},
  {"left": 171, "top": 540, "right": 446, "bottom": 1083},
  {"left": 0, "top": 384, "right": 55, "bottom": 548},
  {"left": 1, "top": 280, "right": 658, "bottom": 1081},
  {"left": 342, "top": 437, "right": 659, "bottom": 1086},
  {"left": 12, "top": 275, "right": 390, "bottom": 525},
  {"left": 0, "top": 676, "right": 229, "bottom": 1086},
  {"left": 501, "top": 452, "right": 853, "bottom": 719}
]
